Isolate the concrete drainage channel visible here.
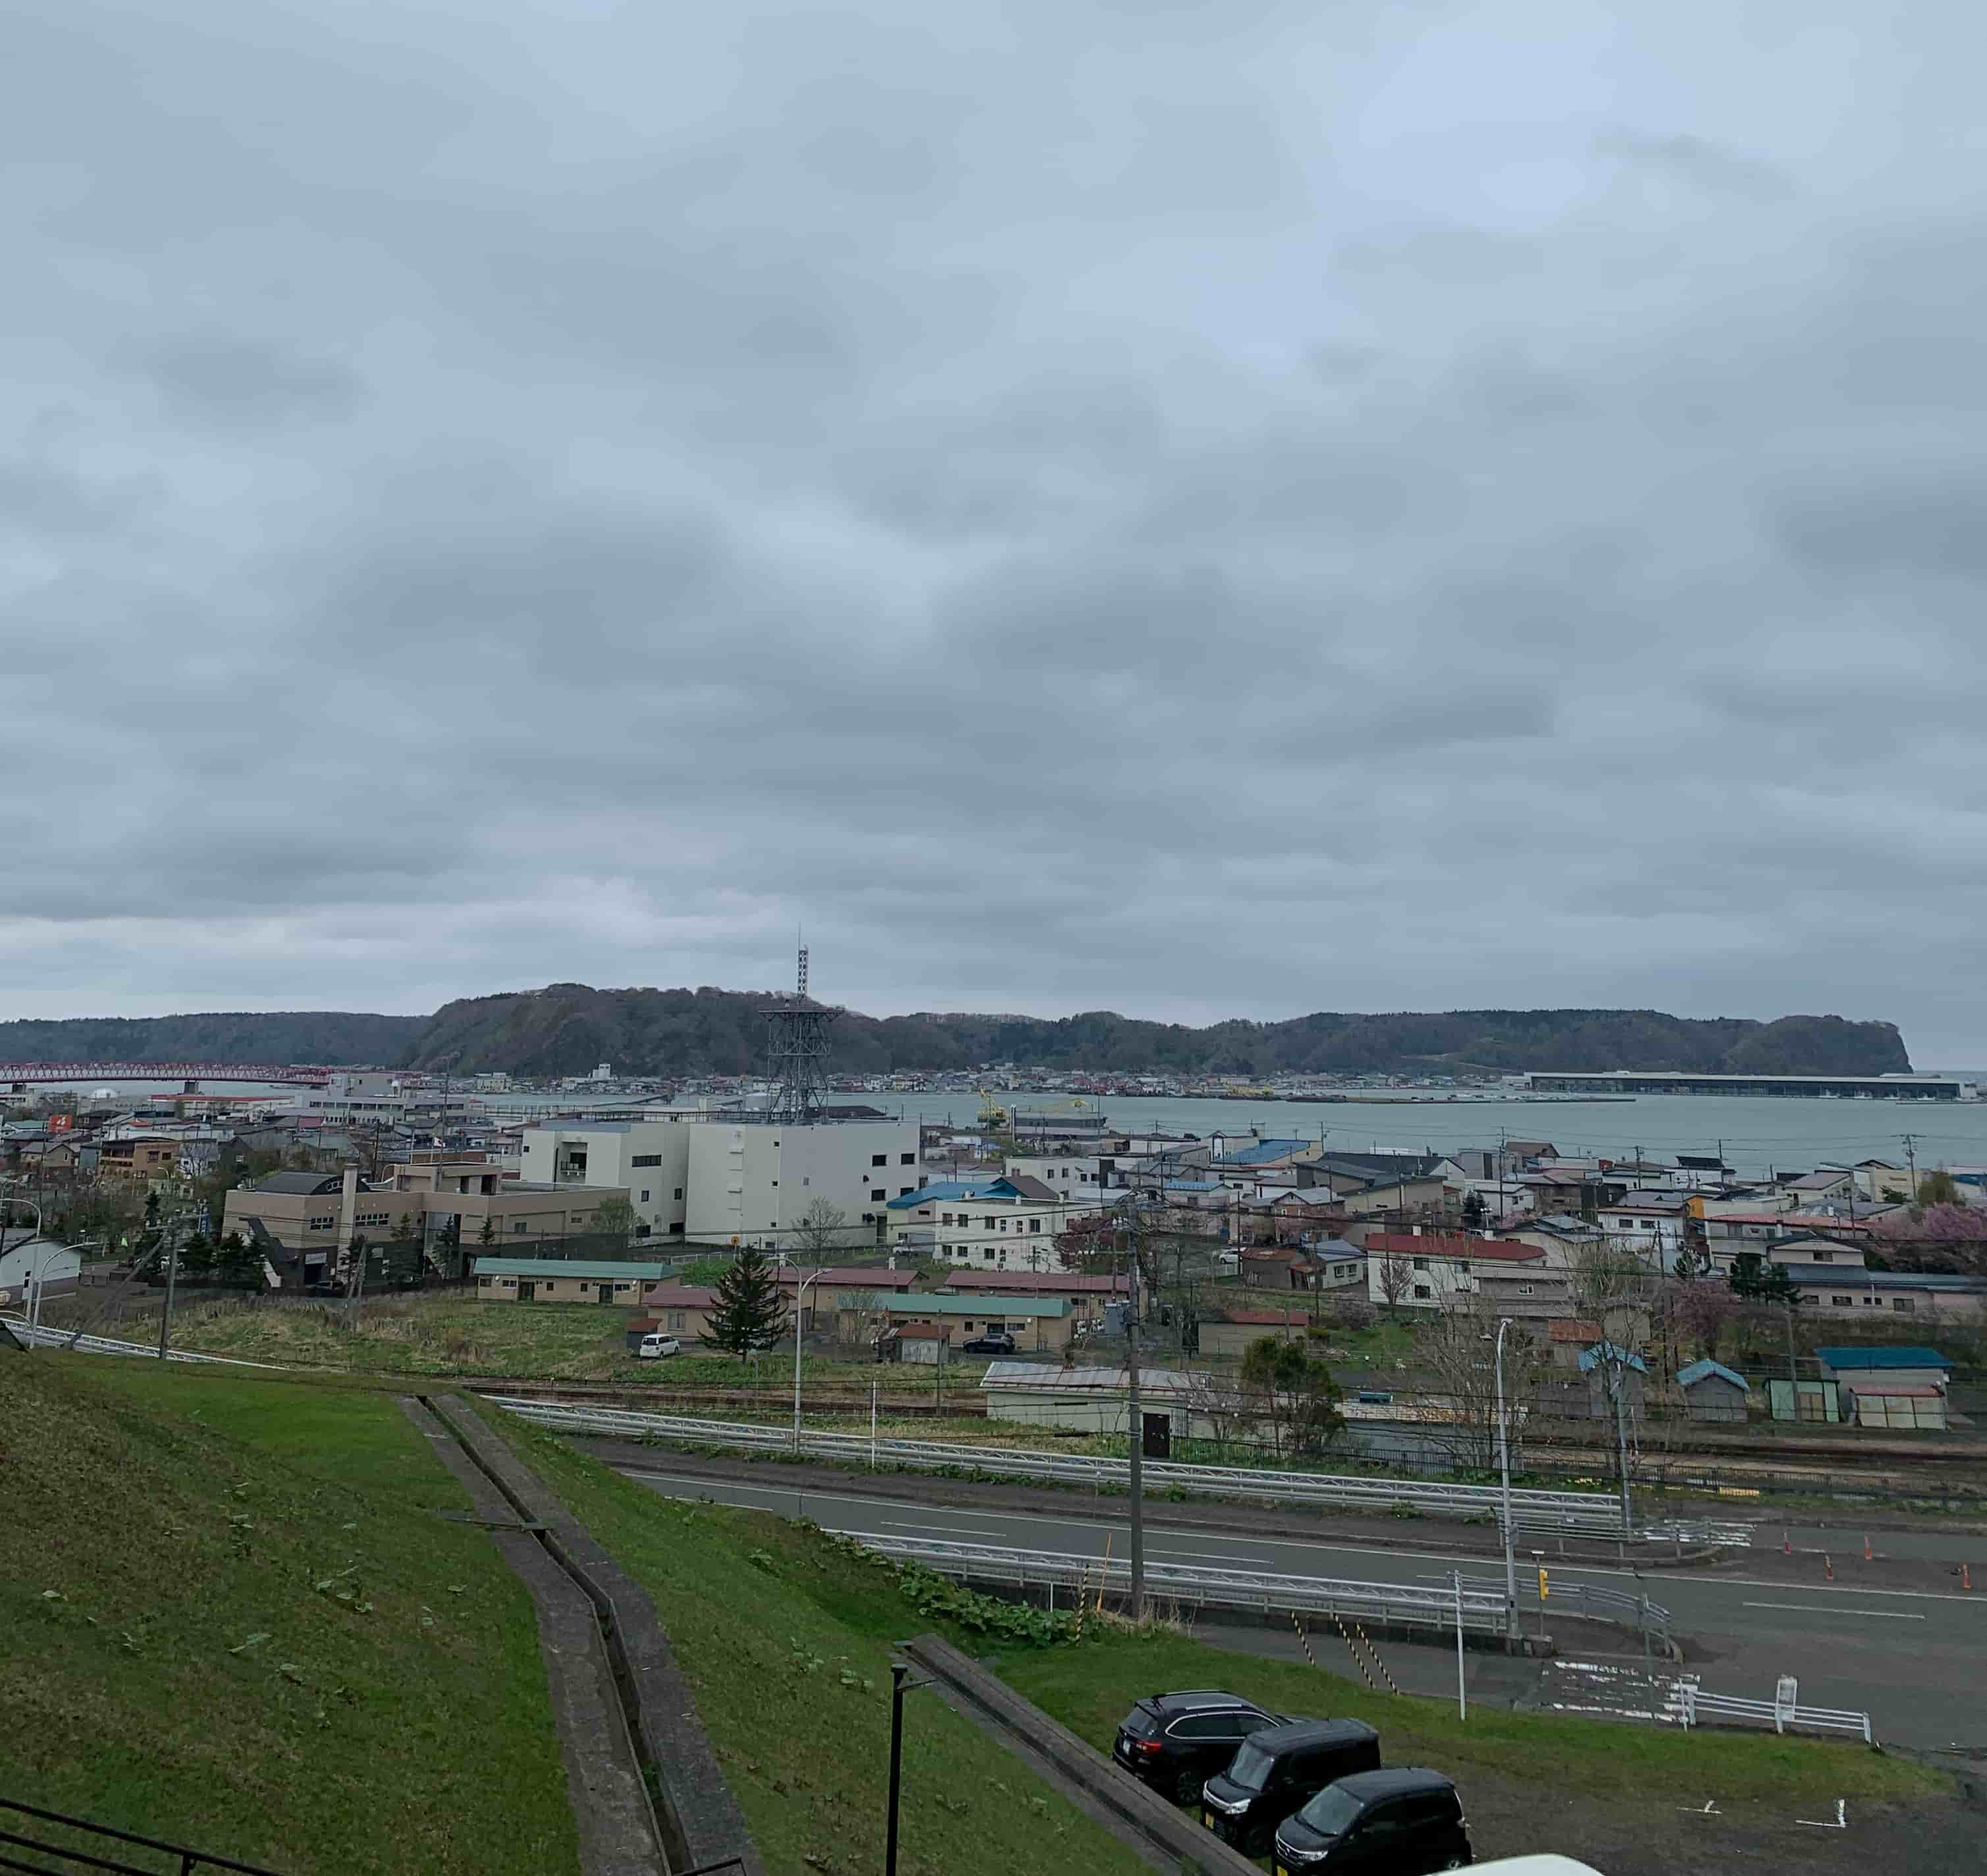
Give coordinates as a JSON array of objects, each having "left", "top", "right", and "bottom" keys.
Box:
[{"left": 402, "top": 1394, "right": 762, "bottom": 1876}]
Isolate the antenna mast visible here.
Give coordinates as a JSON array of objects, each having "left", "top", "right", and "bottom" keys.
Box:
[{"left": 762, "top": 945, "right": 839, "bottom": 1125}]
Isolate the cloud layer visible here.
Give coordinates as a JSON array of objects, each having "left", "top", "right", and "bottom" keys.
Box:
[{"left": 4, "top": 1, "right": 1986, "bottom": 1057}]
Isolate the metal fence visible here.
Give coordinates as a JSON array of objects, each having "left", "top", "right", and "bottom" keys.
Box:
[
  {"left": 1676, "top": 1682, "right": 1873, "bottom": 1744},
  {"left": 845, "top": 1532, "right": 1515, "bottom": 1634},
  {"left": 489, "top": 1396, "right": 1735, "bottom": 1545},
  {"left": 0, "top": 1796, "right": 290, "bottom": 1875},
  {"left": 0, "top": 1314, "right": 281, "bottom": 1368}
]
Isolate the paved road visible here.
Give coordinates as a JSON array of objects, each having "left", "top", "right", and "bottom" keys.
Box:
[{"left": 618, "top": 1463, "right": 1987, "bottom": 1750}]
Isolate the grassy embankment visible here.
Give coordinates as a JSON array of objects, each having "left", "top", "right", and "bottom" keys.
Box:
[
  {"left": 0, "top": 1357, "right": 578, "bottom": 1876},
  {"left": 479, "top": 1400, "right": 1156, "bottom": 1876}
]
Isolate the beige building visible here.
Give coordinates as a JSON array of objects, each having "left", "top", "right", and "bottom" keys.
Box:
[
  {"left": 471, "top": 1257, "right": 674, "bottom": 1304},
  {"left": 223, "top": 1152, "right": 631, "bottom": 1287}
]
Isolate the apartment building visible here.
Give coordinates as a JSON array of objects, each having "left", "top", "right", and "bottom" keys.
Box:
[{"left": 520, "top": 1118, "right": 693, "bottom": 1241}]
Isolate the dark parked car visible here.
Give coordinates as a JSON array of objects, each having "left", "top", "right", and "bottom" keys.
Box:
[
  {"left": 1271, "top": 1767, "right": 1471, "bottom": 1875},
  {"left": 960, "top": 1332, "right": 1017, "bottom": 1354},
  {"left": 1112, "top": 1692, "right": 1290, "bottom": 1804},
  {"left": 1200, "top": 1719, "right": 1382, "bottom": 1856}
]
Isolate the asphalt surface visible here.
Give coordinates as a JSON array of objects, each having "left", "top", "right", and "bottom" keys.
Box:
[{"left": 616, "top": 1462, "right": 1987, "bottom": 1750}]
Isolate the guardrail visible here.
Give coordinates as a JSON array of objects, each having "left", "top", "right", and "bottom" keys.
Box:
[
  {"left": 846, "top": 1533, "right": 1515, "bottom": 1634},
  {"left": 1676, "top": 1682, "right": 1873, "bottom": 1744},
  {"left": 0, "top": 1314, "right": 282, "bottom": 1368},
  {"left": 1444, "top": 1572, "right": 1672, "bottom": 1647},
  {"left": 492, "top": 1396, "right": 1746, "bottom": 1545}
]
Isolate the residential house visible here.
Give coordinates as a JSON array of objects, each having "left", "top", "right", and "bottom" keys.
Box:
[
  {"left": 471, "top": 1257, "right": 674, "bottom": 1304},
  {"left": 1545, "top": 1318, "right": 1604, "bottom": 1372},
  {"left": 1595, "top": 1190, "right": 1692, "bottom": 1270},
  {"left": 96, "top": 1137, "right": 181, "bottom": 1187},
  {"left": 837, "top": 1290, "right": 1074, "bottom": 1353},
  {"left": 1358, "top": 1231, "right": 1551, "bottom": 1312},
  {"left": 1197, "top": 1306, "right": 1313, "bottom": 1359},
  {"left": 776, "top": 1264, "right": 918, "bottom": 1329},
  {"left": 884, "top": 1175, "right": 1101, "bottom": 1269},
  {"left": 640, "top": 1282, "right": 722, "bottom": 1341},
  {"left": 933, "top": 1268, "right": 1128, "bottom": 1326},
  {"left": 1793, "top": 1270, "right": 1986, "bottom": 1322}
]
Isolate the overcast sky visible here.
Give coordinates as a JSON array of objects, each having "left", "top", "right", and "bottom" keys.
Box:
[{"left": 4, "top": 3, "right": 1984, "bottom": 1059}]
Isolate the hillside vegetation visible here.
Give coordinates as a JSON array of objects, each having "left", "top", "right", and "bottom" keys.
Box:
[
  {"left": 0, "top": 987, "right": 1909, "bottom": 1080},
  {"left": 0, "top": 1359, "right": 577, "bottom": 1876}
]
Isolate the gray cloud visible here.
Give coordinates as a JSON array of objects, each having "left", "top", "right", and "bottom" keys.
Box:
[{"left": 4, "top": 0, "right": 1987, "bottom": 1059}]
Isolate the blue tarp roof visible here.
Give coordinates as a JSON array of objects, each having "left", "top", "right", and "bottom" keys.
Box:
[
  {"left": 1814, "top": 1345, "right": 1951, "bottom": 1370},
  {"left": 885, "top": 1179, "right": 1019, "bottom": 1208},
  {"left": 1676, "top": 1358, "right": 1749, "bottom": 1391}
]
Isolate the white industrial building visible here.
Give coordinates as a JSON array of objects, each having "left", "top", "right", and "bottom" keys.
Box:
[
  {"left": 519, "top": 1119, "right": 695, "bottom": 1241},
  {"left": 683, "top": 1115, "right": 924, "bottom": 1251}
]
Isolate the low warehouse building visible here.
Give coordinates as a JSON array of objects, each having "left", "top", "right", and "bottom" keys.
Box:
[
  {"left": 1676, "top": 1358, "right": 1751, "bottom": 1423},
  {"left": 472, "top": 1257, "right": 675, "bottom": 1304}
]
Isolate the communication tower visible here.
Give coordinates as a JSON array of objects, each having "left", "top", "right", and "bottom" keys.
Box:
[{"left": 762, "top": 946, "right": 839, "bottom": 1124}]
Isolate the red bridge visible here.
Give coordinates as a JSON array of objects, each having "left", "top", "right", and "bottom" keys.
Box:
[{"left": 0, "top": 1061, "right": 340, "bottom": 1090}]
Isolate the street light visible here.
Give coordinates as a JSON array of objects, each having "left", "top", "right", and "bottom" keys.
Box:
[
  {"left": 1493, "top": 1318, "right": 1518, "bottom": 1635},
  {"left": 1, "top": 1183, "right": 44, "bottom": 1339},
  {"left": 793, "top": 1267, "right": 826, "bottom": 1455},
  {"left": 884, "top": 1658, "right": 935, "bottom": 1876}
]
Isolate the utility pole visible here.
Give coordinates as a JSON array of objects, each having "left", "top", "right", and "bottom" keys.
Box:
[
  {"left": 1495, "top": 1318, "right": 1517, "bottom": 1635},
  {"left": 156, "top": 1212, "right": 180, "bottom": 1361},
  {"left": 1901, "top": 1133, "right": 1920, "bottom": 1200},
  {"left": 1610, "top": 1352, "right": 1633, "bottom": 1539},
  {"left": 1125, "top": 1207, "right": 1146, "bottom": 1623}
]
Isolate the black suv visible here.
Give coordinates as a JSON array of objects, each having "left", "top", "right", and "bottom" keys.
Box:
[
  {"left": 1200, "top": 1719, "right": 1382, "bottom": 1856},
  {"left": 1271, "top": 1767, "right": 1471, "bottom": 1874},
  {"left": 1112, "top": 1692, "right": 1290, "bottom": 1804},
  {"left": 960, "top": 1332, "right": 1016, "bottom": 1354}
]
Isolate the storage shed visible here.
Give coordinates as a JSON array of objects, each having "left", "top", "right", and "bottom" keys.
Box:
[
  {"left": 1814, "top": 1346, "right": 1953, "bottom": 1395},
  {"left": 1845, "top": 1383, "right": 1948, "bottom": 1431},
  {"left": 1676, "top": 1358, "right": 1751, "bottom": 1423}
]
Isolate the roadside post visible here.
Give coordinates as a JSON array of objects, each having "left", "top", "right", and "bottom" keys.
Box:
[{"left": 1453, "top": 1569, "right": 1466, "bottom": 1719}]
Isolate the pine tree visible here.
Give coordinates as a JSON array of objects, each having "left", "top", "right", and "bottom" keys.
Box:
[
  {"left": 703, "top": 1245, "right": 789, "bottom": 1362},
  {"left": 1730, "top": 1250, "right": 1800, "bottom": 1306}
]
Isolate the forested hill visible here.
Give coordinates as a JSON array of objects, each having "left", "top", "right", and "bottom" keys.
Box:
[
  {"left": 405, "top": 987, "right": 1910, "bottom": 1080},
  {"left": 0, "top": 990, "right": 1911, "bottom": 1082},
  {"left": 0, "top": 1010, "right": 425, "bottom": 1068}
]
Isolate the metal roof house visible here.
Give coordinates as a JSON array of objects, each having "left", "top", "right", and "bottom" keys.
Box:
[{"left": 1676, "top": 1358, "right": 1751, "bottom": 1422}]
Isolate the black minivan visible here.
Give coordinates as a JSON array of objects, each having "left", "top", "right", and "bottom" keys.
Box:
[
  {"left": 1199, "top": 1719, "right": 1381, "bottom": 1856},
  {"left": 1271, "top": 1767, "right": 1471, "bottom": 1874}
]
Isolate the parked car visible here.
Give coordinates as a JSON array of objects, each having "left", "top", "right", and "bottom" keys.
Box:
[
  {"left": 636, "top": 1333, "right": 681, "bottom": 1360},
  {"left": 1111, "top": 1691, "right": 1292, "bottom": 1804},
  {"left": 960, "top": 1332, "right": 1016, "bottom": 1355},
  {"left": 1200, "top": 1719, "right": 1382, "bottom": 1856},
  {"left": 1271, "top": 1767, "right": 1471, "bottom": 1873}
]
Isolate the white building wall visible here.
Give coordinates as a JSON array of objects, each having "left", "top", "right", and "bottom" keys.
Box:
[
  {"left": 683, "top": 1119, "right": 920, "bottom": 1249},
  {"left": 521, "top": 1123, "right": 693, "bottom": 1241}
]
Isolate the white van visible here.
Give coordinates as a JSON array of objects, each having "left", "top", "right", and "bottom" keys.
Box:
[
  {"left": 1466, "top": 1859, "right": 1604, "bottom": 1875},
  {"left": 637, "top": 1333, "right": 681, "bottom": 1360}
]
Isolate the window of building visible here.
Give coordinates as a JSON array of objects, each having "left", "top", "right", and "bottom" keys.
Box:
[
  {"left": 673, "top": 1188, "right": 683, "bottom": 1200},
  {"left": 1812, "top": 1250, "right": 1834, "bottom": 1262},
  {"left": 1412, "top": 1283, "right": 1432, "bottom": 1299},
  {"left": 861, "top": 1212, "right": 875, "bottom": 1223},
  {"left": 982, "top": 1247, "right": 996, "bottom": 1260},
  {"left": 307, "top": 1214, "right": 335, "bottom": 1230},
  {"left": 1831, "top": 1295, "right": 1852, "bottom": 1307},
  {"left": 899, "top": 1187, "right": 914, "bottom": 1196},
  {"left": 513, "top": 1222, "right": 528, "bottom": 1235},
  {"left": 1518, "top": 1283, "right": 1534, "bottom": 1295},
  {"left": 632, "top": 1154, "right": 661, "bottom": 1167},
  {"left": 640, "top": 1190, "right": 650, "bottom": 1202},
  {"left": 668, "top": 1311, "right": 685, "bottom": 1330},
  {"left": 901, "top": 1152, "right": 916, "bottom": 1165},
  {"left": 872, "top": 1154, "right": 887, "bottom": 1167},
  {"left": 1892, "top": 1297, "right": 1915, "bottom": 1312},
  {"left": 1412, "top": 1256, "right": 1429, "bottom": 1271},
  {"left": 870, "top": 1188, "right": 886, "bottom": 1201}
]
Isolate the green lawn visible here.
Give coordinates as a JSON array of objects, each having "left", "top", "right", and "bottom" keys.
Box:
[
  {"left": 1003, "top": 1634, "right": 1940, "bottom": 1810},
  {"left": 0, "top": 1359, "right": 579, "bottom": 1876},
  {"left": 481, "top": 1400, "right": 1156, "bottom": 1876}
]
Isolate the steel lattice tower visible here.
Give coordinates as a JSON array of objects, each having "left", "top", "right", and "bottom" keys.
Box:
[{"left": 762, "top": 946, "right": 839, "bottom": 1124}]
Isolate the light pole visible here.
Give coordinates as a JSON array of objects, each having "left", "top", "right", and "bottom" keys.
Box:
[
  {"left": 1123, "top": 1208, "right": 1145, "bottom": 1624},
  {"left": 885, "top": 1659, "right": 934, "bottom": 1876},
  {"left": 1, "top": 1183, "right": 44, "bottom": 1339},
  {"left": 1493, "top": 1317, "right": 1518, "bottom": 1635},
  {"left": 793, "top": 1268, "right": 826, "bottom": 1455}
]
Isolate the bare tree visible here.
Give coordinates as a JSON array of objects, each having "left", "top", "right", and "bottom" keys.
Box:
[
  {"left": 791, "top": 1197, "right": 853, "bottom": 1262},
  {"left": 1180, "top": 1368, "right": 1259, "bottom": 1461},
  {"left": 1374, "top": 1251, "right": 1413, "bottom": 1318},
  {"left": 1568, "top": 1240, "right": 1657, "bottom": 1339},
  {"left": 1417, "top": 1301, "right": 1545, "bottom": 1473}
]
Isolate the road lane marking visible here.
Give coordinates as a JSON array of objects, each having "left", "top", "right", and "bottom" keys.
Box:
[
  {"left": 1741, "top": 1601, "right": 1925, "bottom": 1620},
  {"left": 614, "top": 1468, "right": 1987, "bottom": 1605}
]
